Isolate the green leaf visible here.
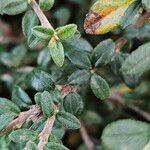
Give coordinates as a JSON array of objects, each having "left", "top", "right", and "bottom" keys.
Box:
[
  {"left": 102, "top": 119, "right": 150, "bottom": 150},
  {"left": 125, "top": 24, "right": 150, "bottom": 40},
  {"left": 27, "top": 69, "right": 55, "bottom": 91},
  {"left": 23, "top": 141, "right": 37, "bottom": 150},
  {"left": 27, "top": 34, "right": 48, "bottom": 49},
  {"left": 121, "top": 42, "right": 150, "bottom": 88},
  {"left": 92, "top": 39, "right": 115, "bottom": 67},
  {"left": 37, "top": 48, "right": 51, "bottom": 67},
  {"left": 12, "top": 86, "right": 32, "bottom": 109},
  {"left": 66, "top": 50, "right": 92, "bottom": 69},
  {"left": 0, "top": 112, "right": 17, "bottom": 131},
  {"left": 0, "top": 98, "right": 20, "bottom": 115},
  {"left": 30, "top": 118, "right": 46, "bottom": 133},
  {"left": 3, "top": 0, "right": 28, "bottom": 15},
  {"left": 39, "top": 0, "right": 54, "bottom": 11},
  {"left": 48, "top": 134, "right": 60, "bottom": 143},
  {"left": 110, "top": 52, "right": 129, "bottom": 75},
  {"left": 34, "top": 92, "right": 42, "bottom": 106},
  {"left": 64, "top": 38, "right": 93, "bottom": 52},
  {"left": 52, "top": 127, "right": 65, "bottom": 140},
  {"left": 22, "top": 10, "right": 39, "bottom": 37},
  {"left": 40, "top": 91, "right": 54, "bottom": 117},
  {"left": 63, "top": 93, "right": 84, "bottom": 116},
  {"left": 45, "top": 142, "right": 69, "bottom": 150},
  {"left": 56, "top": 24, "right": 78, "bottom": 41},
  {"left": 54, "top": 7, "right": 71, "bottom": 26},
  {"left": 90, "top": 73, "right": 110, "bottom": 100},
  {"left": 49, "top": 90, "right": 62, "bottom": 103},
  {"left": 48, "top": 38, "right": 64, "bottom": 67},
  {"left": 56, "top": 111, "right": 80, "bottom": 129},
  {"left": 68, "top": 69, "right": 91, "bottom": 85},
  {"left": 142, "top": 0, "right": 150, "bottom": 11},
  {"left": 120, "top": 1, "right": 140, "bottom": 29},
  {"left": 32, "top": 26, "right": 54, "bottom": 40},
  {"left": 83, "top": 110, "right": 102, "bottom": 125},
  {"left": 0, "top": 44, "right": 27, "bottom": 67},
  {"left": 9, "top": 129, "right": 38, "bottom": 143}
]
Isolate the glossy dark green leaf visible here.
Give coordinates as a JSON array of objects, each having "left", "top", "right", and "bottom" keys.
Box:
[
  {"left": 121, "top": 42, "right": 150, "bottom": 88},
  {"left": 64, "top": 38, "right": 93, "bottom": 52},
  {"left": 68, "top": 69, "right": 91, "bottom": 85},
  {"left": 63, "top": 93, "right": 84, "bottom": 116},
  {"left": 0, "top": 98, "right": 20, "bottom": 115},
  {"left": 9, "top": 129, "right": 38, "bottom": 143},
  {"left": 83, "top": 110, "right": 102, "bottom": 125},
  {"left": 27, "top": 69, "right": 55, "bottom": 91},
  {"left": 102, "top": 119, "right": 150, "bottom": 150},
  {"left": 92, "top": 39, "right": 115, "bottom": 67},
  {"left": 48, "top": 38, "right": 64, "bottom": 67},
  {"left": 56, "top": 111, "right": 80, "bottom": 129},
  {"left": 37, "top": 48, "right": 51, "bottom": 67},
  {"left": 12, "top": 86, "right": 32, "bottom": 108},
  {"left": 66, "top": 50, "right": 92, "bottom": 69},
  {"left": 110, "top": 52, "right": 129, "bottom": 75},
  {"left": 90, "top": 73, "right": 110, "bottom": 100}
]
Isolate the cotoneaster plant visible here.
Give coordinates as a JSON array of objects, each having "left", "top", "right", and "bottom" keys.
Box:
[{"left": 0, "top": 0, "right": 150, "bottom": 150}]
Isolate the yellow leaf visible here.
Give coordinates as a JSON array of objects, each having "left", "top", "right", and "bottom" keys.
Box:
[{"left": 84, "top": 0, "right": 136, "bottom": 35}]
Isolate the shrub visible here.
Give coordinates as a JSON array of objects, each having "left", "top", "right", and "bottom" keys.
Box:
[{"left": 0, "top": 0, "right": 150, "bottom": 149}]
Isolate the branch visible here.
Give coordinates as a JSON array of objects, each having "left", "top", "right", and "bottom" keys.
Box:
[
  {"left": 38, "top": 115, "right": 56, "bottom": 150},
  {"left": 28, "top": 0, "right": 53, "bottom": 29},
  {"left": 0, "top": 105, "right": 41, "bottom": 136},
  {"left": 80, "top": 121, "right": 94, "bottom": 150},
  {"left": 37, "top": 105, "right": 59, "bottom": 150},
  {"left": 110, "top": 92, "right": 150, "bottom": 122}
]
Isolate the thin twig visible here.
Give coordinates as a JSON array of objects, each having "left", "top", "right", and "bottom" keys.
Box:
[
  {"left": 0, "top": 105, "right": 41, "bottom": 136},
  {"left": 110, "top": 92, "right": 150, "bottom": 122},
  {"left": 115, "top": 37, "right": 127, "bottom": 53},
  {"left": 80, "top": 121, "right": 94, "bottom": 150},
  {"left": 38, "top": 115, "right": 56, "bottom": 150},
  {"left": 28, "top": 0, "right": 53, "bottom": 29}
]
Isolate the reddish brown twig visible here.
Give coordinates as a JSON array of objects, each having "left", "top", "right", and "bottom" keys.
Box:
[
  {"left": 28, "top": 0, "right": 53, "bottom": 29},
  {"left": 80, "top": 121, "right": 94, "bottom": 150},
  {"left": 110, "top": 92, "right": 150, "bottom": 122},
  {"left": 0, "top": 105, "right": 41, "bottom": 136},
  {"left": 38, "top": 115, "right": 56, "bottom": 150}
]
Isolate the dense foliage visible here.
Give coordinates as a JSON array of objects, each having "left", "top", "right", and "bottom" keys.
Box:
[{"left": 0, "top": 0, "right": 150, "bottom": 150}]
